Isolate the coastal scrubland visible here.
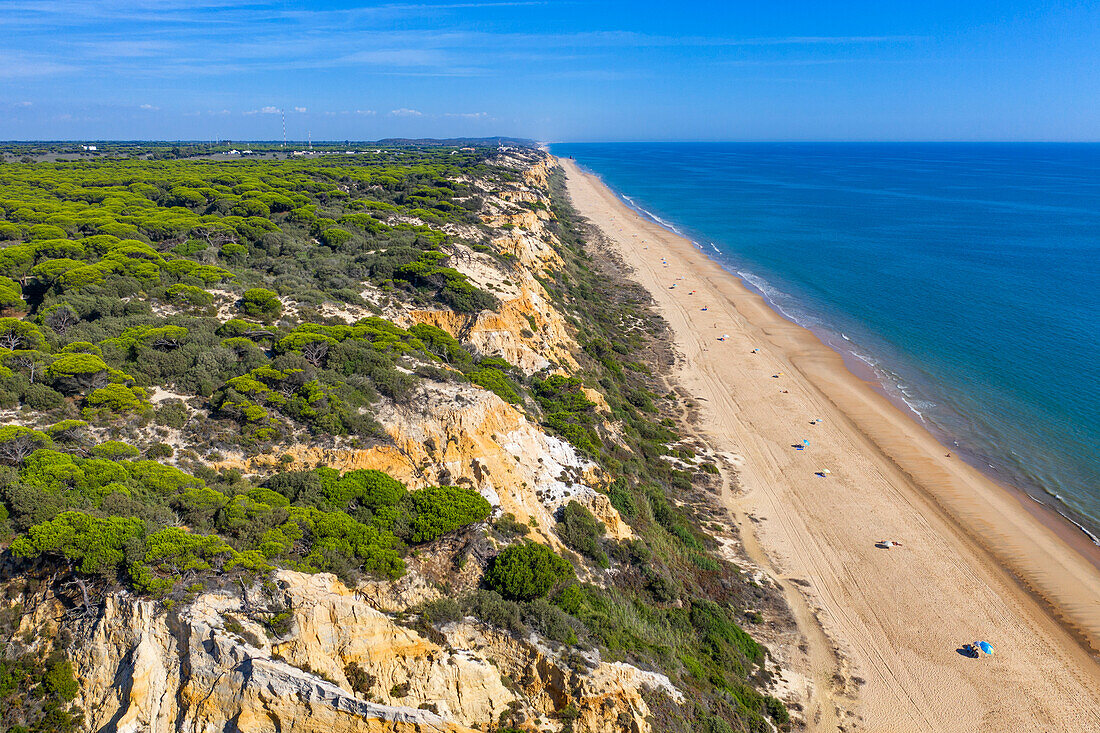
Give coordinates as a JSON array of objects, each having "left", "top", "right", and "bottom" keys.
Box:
[{"left": 0, "top": 145, "right": 790, "bottom": 732}]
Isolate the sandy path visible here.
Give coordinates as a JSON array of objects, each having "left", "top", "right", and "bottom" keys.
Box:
[{"left": 558, "top": 158, "right": 1100, "bottom": 732}]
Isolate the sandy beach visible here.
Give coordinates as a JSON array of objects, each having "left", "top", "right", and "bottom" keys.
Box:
[{"left": 558, "top": 157, "right": 1100, "bottom": 731}]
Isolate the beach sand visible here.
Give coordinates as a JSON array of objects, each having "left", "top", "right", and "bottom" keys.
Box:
[{"left": 558, "top": 158, "right": 1100, "bottom": 731}]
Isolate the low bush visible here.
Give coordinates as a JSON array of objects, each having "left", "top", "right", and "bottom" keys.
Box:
[
  {"left": 401, "top": 485, "right": 491, "bottom": 543},
  {"left": 556, "top": 500, "right": 608, "bottom": 568},
  {"left": 485, "top": 542, "right": 574, "bottom": 601}
]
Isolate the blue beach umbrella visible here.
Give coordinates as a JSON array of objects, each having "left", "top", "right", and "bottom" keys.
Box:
[{"left": 978, "top": 641, "right": 994, "bottom": 655}]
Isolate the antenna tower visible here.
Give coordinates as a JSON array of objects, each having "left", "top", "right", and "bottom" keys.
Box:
[{"left": 281, "top": 110, "right": 287, "bottom": 149}]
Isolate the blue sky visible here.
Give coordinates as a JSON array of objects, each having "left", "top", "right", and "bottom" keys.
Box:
[{"left": 1, "top": 0, "right": 1098, "bottom": 141}]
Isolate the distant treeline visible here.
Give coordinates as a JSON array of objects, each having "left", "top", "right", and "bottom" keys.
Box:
[{"left": 0, "top": 138, "right": 536, "bottom": 160}]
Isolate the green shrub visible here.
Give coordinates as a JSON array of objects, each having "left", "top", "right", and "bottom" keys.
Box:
[
  {"left": 154, "top": 401, "right": 189, "bottom": 428},
  {"left": 323, "top": 468, "right": 407, "bottom": 512},
  {"left": 0, "top": 318, "right": 45, "bottom": 351},
  {"left": 607, "top": 480, "right": 637, "bottom": 518},
  {"left": 418, "top": 597, "right": 462, "bottom": 626},
  {"left": 493, "top": 512, "right": 529, "bottom": 538},
  {"left": 0, "top": 425, "right": 52, "bottom": 464},
  {"left": 165, "top": 283, "right": 214, "bottom": 307},
  {"left": 46, "top": 353, "right": 110, "bottom": 393},
  {"left": 556, "top": 500, "right": 608, "bottom": 568},
  {"left": 240, "top": 287, "right": 282, "bottom": 320},
  {"left": 90, "top": 440, "right": 140, "bottom": 460},
  {"left": 401, "top": 485, "right": 491, "bottom": 543},
  {"left": 22, "top": 383, "right": 65, "bottom": 411},
  {"left": 43, "top": 657, "right": 79, "bottom": 701},
  {"left": 10, "top": 511, "right": 146, "bottom": 576},
  {"left": 288, "top": 507, "right": 404, "bottom": 579},
  {"left": 408, "top": 323, "right": 473, "bottom": 369},
  {"left": 344, "top": 661, "right": 374, "bottom": 696},
  {"left": 318, "top": 227, "right": 352, "bottom": 248},
  {"left": 0, "top": 276, "right": 22, "bottom": 312},
  {"left": 462, "top": 589, "right": 524, "bottom": 633},
  {"left": 84, "top": 384, "right": 147, "bottom": 415},
  {"left": 130, "top": 527, "right": 239, "bottom": 596},
  {"left": 485, "top": 542, "right": 574, "bottom": 601},
  {"left": 467, "top": 367, "right": 520, "bottom": 403},
  {"left": 146, "top": 442, "right": 174, "bottom": 459}
]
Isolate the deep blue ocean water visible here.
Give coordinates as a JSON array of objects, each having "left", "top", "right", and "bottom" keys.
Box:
[{"left": 551, "top": 143, "right": 1100, "bottom": 539}]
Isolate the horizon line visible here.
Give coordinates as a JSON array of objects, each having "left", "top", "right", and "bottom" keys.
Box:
[{"left": 3, "top": 138, "right": 1100, "bottom": 145}]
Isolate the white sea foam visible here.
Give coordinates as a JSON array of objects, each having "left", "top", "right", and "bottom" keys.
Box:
[
  {"left": 619, "top": 193, "right": 689, "bottom": 237},
  {"left": 735, "top": 270, "right": 808, "bottom": 326}
]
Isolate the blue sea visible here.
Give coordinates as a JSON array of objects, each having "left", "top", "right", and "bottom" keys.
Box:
[{"left": 551, "top": 143, "right": 1100, "bottom": 540}]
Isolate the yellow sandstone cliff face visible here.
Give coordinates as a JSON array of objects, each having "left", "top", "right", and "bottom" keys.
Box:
[
  {"left": 215, "top": 380, "right": 632, "bottom": 546},
  {"left": 392, "top": 152, "right": 575, "bottom": 376},
  {"left": 269, "top": 573, "right": 517, "bottom": 727},
  {"left": 399, "top": 275, "right": 577, "bottom": 374},
  {"left": 397, "top": 230, "right": 575, "bottom": 375},
  {"left": 13, "top": 570, "right": 677, "bottom": 733},
  {"left": 18, "top": 581, "right": 475, "bottom": 733}
]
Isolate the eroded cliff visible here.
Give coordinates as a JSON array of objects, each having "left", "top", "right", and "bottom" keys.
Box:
[{"left": 0, "top": 144, "right": 790, "bottom": 733}]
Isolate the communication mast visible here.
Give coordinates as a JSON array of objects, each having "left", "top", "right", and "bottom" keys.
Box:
[{"left": 281, "top": 110, "right": 287, "bottom": 149}]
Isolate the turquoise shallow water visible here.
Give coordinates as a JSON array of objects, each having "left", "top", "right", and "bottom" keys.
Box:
[{"left": 551, "top": 143, "right": 1100, "bottom": 540}]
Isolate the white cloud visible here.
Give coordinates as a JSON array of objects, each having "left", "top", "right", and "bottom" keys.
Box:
[
  {"left": 260, "top": 105, "right": 280, "bottom": 114},
  {"left": 389, "top": 108, "right": 422, "bottom": 116},
  {"left": 354, "top": 109, "right": 376, "bottom": 115},
  {"left": 139, "top": 103, "right": 159, "bottom": 110},
  {"left": 293, "top": 106, "right": 306, "bottom": 112},
  {"left": 15, "top": 101, "right": 33, "bottom": 107},
  {"left": 443, "top": 111, "right": 487, "bottom": 119},
  {"left": 0, "top": 51, "right": 75, "bottom": 78}
]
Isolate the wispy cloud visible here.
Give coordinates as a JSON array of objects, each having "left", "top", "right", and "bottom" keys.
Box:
[
  {"left": 0, "top": 0, "right": 926, "bottom": 83},
  {"left": 293, "top": 106, "right": 307, "bottom": 113},
  {"left": 389, "top": 108, "right": 423, "bottom": 117},
  {"left": 0, "top": 50, "right": 77, "bottom": 78},
  {"left": 443, "top": 111, "right": 488, "bottom": 119},
  {"left": 139, "top": 103, "right": 159, "bottom": 110}
]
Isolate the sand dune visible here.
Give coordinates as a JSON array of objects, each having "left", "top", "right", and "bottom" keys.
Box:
[{"left": 558, "top": 158, "right": 1100, "bottom": 732}]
